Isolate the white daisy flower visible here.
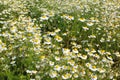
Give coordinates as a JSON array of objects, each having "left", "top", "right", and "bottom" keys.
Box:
[
  {"left": 66, "top": 15, "right": 74, "bottom": 20},
  {"left": 89, "top": 65, "right": 97, "bottom": 71},
  {"left": 78, "top": 18, "right": 86, "bottom": 22},
  {"left": 72, "top": 48, "right": 79, "bottom": 54},
  {"left": 62, "top": 48, "right": 70, "bottom": 54},
  {"left": 40, "top": 15, "right": 49, "bottom": 21},
  {"left": 82, "top": 26, "right": 89, "bottom": 31},
  {"left": 62, "top": 73, "right": 72, "bottom": 80},
  {"left": 49, "top": 70, "right": 57, "bottom": 78},
  {"left": 91, "top": 75, "right": 97, "bottom": 80},
  {"left": 87, "top": 22, "right": 94, "bottom": 26},
  {"left": 10, "top": 26, "right": 17, "bottom": 33},
  {"left": 54, "top": 65, "right": 61, "bottom": 71},
  {"left": 49, "top": 61, "right": 54, "bottom": 66}
]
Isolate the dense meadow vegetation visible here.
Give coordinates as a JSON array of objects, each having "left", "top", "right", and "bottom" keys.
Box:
[{"left": 0, "top": 0, "right": 120, "bottom": 80}]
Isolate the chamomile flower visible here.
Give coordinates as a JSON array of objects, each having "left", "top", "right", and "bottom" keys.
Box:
[
  {"left": 72, "top": 48, "right": 79, "bottom": 54},
  {"left": 68, "top": 60, "right": 75, "bottom": 66},
  {"left": 54, "top": 65, "right": 61, "bottom": 71},
  {"left": 26, "top": 70, "right": 37, "bottom": 74},
  {"left": 0, "top": 40, "right": 7, "bottom": 52},
  {"left": 61, "top": 14, "right": 67, "bottom": 18},
  {"left": 40, "top": 15, "right": 49, "bottom": 21},
  {"left": 62, "top": 65, "right": 71, "bottom": 70},
  {"left": 55, "top": 35, "right": 63, "bottom": 42},
  {"left": 77, "top": 53, "right": 81, "bottom": 57},
  {"left": 71, "top": 53, "right": 77, "bottom": 58},
  {"left": 10, "top": 26, "right": 17, "bottom": 33},
  {"left": 26, "top": 70, "right": 31, "bottom": 74},
  {"left": 102, "top": 57, "right": 108, "bottom": 62},
  {"left": 71, "top": 67, "right": 77, "bottom": 73},
  {"left": 71, "top": 42, "right": 77, "bottom": 46},
  {"left": 100, "top": 37, "right": 105, "bottom": 42},
  {"left": 71, "top": 36, "right": 77, "bottom": 41},
  {"left": 64, "top": 56, "right": 71, "bottom": 60},
  {"left": 85, "top": 63, "right": 91, "bottom": 68},
  {"left": 10, "top": 61, "right": 16, "bottom": 65},
  {"left": 40, "top": 55, "right": 45, "bottom": 61},
  {"left": 26, "top": 26, "right": 34, "bottom": 33},
  {"left": 44, "top": 38, "right": 51, "bottom": 44},
  {"left": 49, "top": 70, "right": 58, "bottom": 78},
  {"left": 55, "top": 51, "right": 59, "bottom": 55},
  {"left": 30, "top": 38, "right": 40, "bottom": 44},
  {"left": 55, "top": 56, "right": 60, "bottom": 61},
  {"left": 93, "top": 54, "right": 100, "bottom": 59},
  {"left": 89, "top": 65, "right": 97, "bottom": 71},
  {"left": 82, "top": 26, "right": 89, "bottom": 31},
  {"left": 73, "top": 73, "right": 79, "bottom": 78},
  {"left": 80, "top": 54, "right": 88, "bottom": 60},
  {"left": 31, "top": 70, "right": 37, "bottom": 74},
  {"left": 62, "top": 48, "right": 70, "bottom": 54},
  {"left": 62, "top": 73, "right": 72, "bottom": 80},
  {"left": 48, "top": 12, "right": 55, "bottom": 17},
  {"left": 62, "top": 65, "right": 68, "bottom": 70},
  {"left": 91, "top": 48, "right": 96, "bottom": 53},
  {"left": 106, "top": 55, "right": 113, "bottom": 61},
  {"left": 114, "top": 52, "right": 120, "bottom": 57},
  {"left": 49, "top": 61, "right": 54, "bottom": 66},
  {"left": 97, "top": 68, "right": 106, "bottom": 73},
  {"left": 76, "top": 45, "right": 82, "bottom": 48},
  {"left": 88, "top": 52, "right": 94, "bottom": 56},
  {"left": 84, "top": 48, "right": 90, "bottom": 52},
  {"left": 48, "top": 32, "right": 56, "bottom": 36},
  {"left": 105, "top": 52, "right": 111, "bottom": 55},
  {"left": 80, "top": 69, "right": 86, "bottom": 76},
  {"left": 88, "top": 34, "right": 96, "bottom": 38},
  {"left": 91, "top": 74, "right": 97, "bottom": 80},
  {"left": 98, "top": 50, "right": 105, "bottom": 55},
  {"left": 55, "top": 28, "right": 60, "bottom": 33},
  {"left": 73, "top": 64, "right": 78, "bottom": 68},
  {"left": 90, "top": 17, "right": 97, "bottom": 22},
  {"left": 66, "top": 15, "right": 74, "bottom": 20},
  {"left": 61, "top": 14, "right": 74, "bottom": 20},
  {"left": 87, "top": 22, "right": 94, "bottom": 26},
  {"left": 78, "top": 18, "right": 86, "bottom": 22},
  {"left": 62, "top": 33, "right": 67, "bottom": 36}
]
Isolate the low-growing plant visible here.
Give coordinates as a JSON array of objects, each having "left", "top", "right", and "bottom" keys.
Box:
[{"left": 0, "top": 0, "right": 120, "bottom": 80}]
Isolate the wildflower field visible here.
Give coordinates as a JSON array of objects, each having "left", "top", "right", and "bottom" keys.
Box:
[{"left": 0, "top": 0, "right": 120, "bottom": 80}]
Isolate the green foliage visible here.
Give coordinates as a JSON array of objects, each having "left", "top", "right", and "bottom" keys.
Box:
[{"left": 0, "top": 0, "right": 120, "bottom": 80}]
